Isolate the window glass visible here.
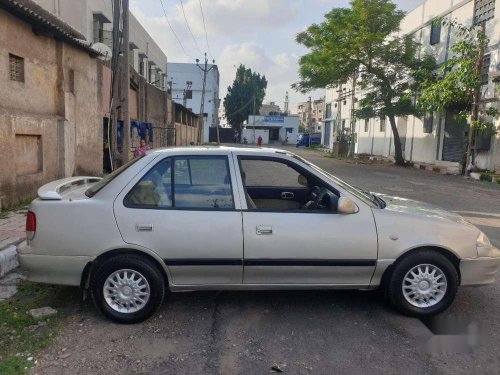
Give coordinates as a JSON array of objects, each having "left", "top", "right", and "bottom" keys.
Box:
[
  {"left": 125, "top": 158, "right": 172, "bottom": 208},
  {"left": 86, "top": 154, "right": 145, "bottom": 197},
  {"left": 174, "top": 157, "right": 233, "bottom": 209},
  {"left": 430, "top": 20, "right": 441, "bottom": 45},
  {"left": 241, "top": 159, "right": 302, "bottom": 187}
]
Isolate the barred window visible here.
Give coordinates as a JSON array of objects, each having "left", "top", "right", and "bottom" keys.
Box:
[
  {"left": 474, "top": 0, "right": 495, "bottom": 25},
  {"left": 423, "top": 113, "right": 433, "bottom": 134},
  {"left": 380, "top": 117, "right": 386, "bottom": 132},
  {"left": 9, "top": 54, "right": 24, "bottom": 82},
  {"left": 482, "top": 54, "right": 491, "bottom": 85}
]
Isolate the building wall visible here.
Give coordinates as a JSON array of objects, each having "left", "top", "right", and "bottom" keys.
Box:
[
  {"left": 168, "top": 63, "right": 220, "bottom": 143},
  {"left": 336, "top": 0, "right": 500, "bottom": 172},
  {"left": 0, "top": 9, "right": 102, "bottom": 207},
  {"left": 34, "top": 0, "right": 168, "bottom": 87}
]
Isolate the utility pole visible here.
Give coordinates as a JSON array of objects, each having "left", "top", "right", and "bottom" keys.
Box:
[
  {"left": 308, "top": 96, "right": 312, "bottom": 148},
  {"left": 348, "top": 73, "right": 357, "bottom": 157},
  {"left": 284, "top": 91, "right": 289, "bottom": 115},
  {"left": 215, "top": 97, "right": 221, "bottom": 145},
  {"left": 196, "top": 53, "right": 216, "bottom": 145},
  {"left": 111, "top": 0, "right": 130, "bottom": 167},
  {"left": 466, "top": 21, "right": 486, "bottom": 173}
]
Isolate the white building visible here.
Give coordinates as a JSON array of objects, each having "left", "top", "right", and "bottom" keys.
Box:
[
  {"left": 243, "top": 115, "right": 300, "bottom": 145},
  {"left": 168, "top": 62, "right": 220, "bottom": 143},
  {"left": 323, "top": 0, "right": 500, "bottom": 172},
  {"left": 34, "top": 0, "right": 169, "bottom": 90}
]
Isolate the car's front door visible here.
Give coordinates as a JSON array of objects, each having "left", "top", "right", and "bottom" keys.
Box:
[
  {"left": 238, "top": 156, "right": 377, "bottom": 286},
  {"left": 114, "top": 154, "right": 243, "bottom": 286}
]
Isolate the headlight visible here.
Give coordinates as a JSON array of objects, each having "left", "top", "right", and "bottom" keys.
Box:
[{"left": 477, "top": 231, "right": 492, "bottom": 248}]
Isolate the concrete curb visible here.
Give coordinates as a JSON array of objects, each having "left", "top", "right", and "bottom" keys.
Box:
[{"left": 0, "top": 244, "right": 19, "bottom": 278}]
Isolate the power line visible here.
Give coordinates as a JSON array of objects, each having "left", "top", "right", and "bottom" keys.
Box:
[
  {"left": 198, "top": 0, "right": 213, "bottom": 59},
  {"left": 158, "top": 0, "right": 193, "bottom": 59},
  {"left": 179, "top": 0, "right": 202, "bottom": 54}
]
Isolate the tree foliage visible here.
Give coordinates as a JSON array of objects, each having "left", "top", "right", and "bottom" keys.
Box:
[
  {"left": 224, "top": 65, "right": 267, "bottom": 132},
  {"left": 294, "top": 0, "right": 437, "bottom": 165},
  {"left": 418, "top": 20, "right": 499, "bottom": 170},
  {"left": 419, "top": 20, "right": 497, "bottom": 134}
]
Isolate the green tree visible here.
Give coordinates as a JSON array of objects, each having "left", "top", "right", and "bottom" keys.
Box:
[
  {"left": 224, "top": 65, "right": 268, "bottom": 134},
  {"left": 418, "top": 20, "right": 497, "bottom": 171},
  {"left": 294, "top": 0, "right": 436, "bottom": 165}
]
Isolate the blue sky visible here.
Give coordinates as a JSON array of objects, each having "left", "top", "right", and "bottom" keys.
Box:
[{"left": 131, "top": 0, "right": 425, "bottom": 110}]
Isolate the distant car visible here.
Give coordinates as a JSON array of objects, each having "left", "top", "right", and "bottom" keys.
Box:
[
  {"left": 296, "top": 133, "right": 321, "bottom": 147},
  {"left": 19, "top": 147, "right": 500, "bottom": 323}
]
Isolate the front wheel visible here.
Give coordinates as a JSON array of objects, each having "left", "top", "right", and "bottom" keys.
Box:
[
  {"left": 386, "top": 250, "right": 459, "bottom": 316},
  {"left": 91, "top": 255, "right": 166, "bottom": 324}
]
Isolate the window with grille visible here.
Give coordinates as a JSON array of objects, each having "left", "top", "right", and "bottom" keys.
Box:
[
  {"left": 474, "top": 0, "right": 495, "bottom": 25},
  {"left": 482, "top": 54, "right": 491, "bottom": 85},
  {"left": 430, "top": 20, "right": 441, "bottom": 45},
  {"left": 325, "top": 103, "right": 332, "bottom": 118},
  {"left": 423, "top": 113, "right": 433, "bottom": 133},
  {"left": 380, "top": 117, "right": 386, "bottom": 132},
  {"left": 9, "top": 54, "right": 24, "bottom": 82}
]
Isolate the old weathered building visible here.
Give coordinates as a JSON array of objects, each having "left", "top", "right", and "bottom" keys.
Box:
[{"left": 0, "top": 0, "right": 103, "bottom": 208}]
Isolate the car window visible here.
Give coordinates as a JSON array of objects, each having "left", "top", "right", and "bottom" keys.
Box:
[
  {"left": 86, "top": 155, "right": 145, "bottom": 197},
  {"left": 125, "top": 158, "right": 172, "bottom": 208},
  {"left": 240, "top": 159, "right": 302, "bottom": 187},
  {"left": 125, "top": 156, "right": 234, "bottom": 210},
  {"left": 174, "top": 157, "right": 233, "bottom": 209}
]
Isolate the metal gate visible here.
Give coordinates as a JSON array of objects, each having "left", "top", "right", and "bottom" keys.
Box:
[{"left": 442, "top": 110, "right": 468, "bottom": 162}]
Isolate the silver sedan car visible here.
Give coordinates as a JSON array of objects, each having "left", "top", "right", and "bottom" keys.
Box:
[{"left": 18, "top": 147, "right": 500, "bottom": 323}]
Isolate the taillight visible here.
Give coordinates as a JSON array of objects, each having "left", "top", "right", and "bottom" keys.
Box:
[{"left": 26, "top": 211, "right": 36, "bottom": 240}]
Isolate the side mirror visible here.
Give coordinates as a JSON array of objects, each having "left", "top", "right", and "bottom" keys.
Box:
[
  {"left": 297, "top": 174, "right": 308, "bottom": 187},
  {"left": 337, "top": 197, "right": 358, "bottom": 214}
]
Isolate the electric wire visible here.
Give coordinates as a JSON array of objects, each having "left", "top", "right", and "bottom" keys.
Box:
[
  {"left": 179, "top": 0, "right": 202, "bottom": 54},
  {"left": 159, "top": 0, "right": 193, "bottom": 59},
  {"left": 198, "top": 0, "right": 213, "bottom": 59}
]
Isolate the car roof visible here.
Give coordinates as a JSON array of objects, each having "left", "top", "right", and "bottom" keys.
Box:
[{"left": 148, "top": 146, "right": 290, "bottom": 156}]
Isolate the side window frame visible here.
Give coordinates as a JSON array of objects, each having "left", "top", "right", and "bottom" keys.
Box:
[
  {"left": 123, "top": 155, "right": 236, "bottom": 211},
  {"left": 237, "top": 155, "right": 340, "bottom": 213}
]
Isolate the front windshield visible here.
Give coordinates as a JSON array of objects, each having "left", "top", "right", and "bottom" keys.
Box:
[
  {"left": 85, "top": 155, "right": 145, "bottom": 197},
  {"left": 290, "top": 153, "right": 383, "bottom": 208}
]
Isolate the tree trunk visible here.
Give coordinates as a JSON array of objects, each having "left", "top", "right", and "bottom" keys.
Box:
[{"left": 388, "top": 114, "right": 405, "bottom": 166}]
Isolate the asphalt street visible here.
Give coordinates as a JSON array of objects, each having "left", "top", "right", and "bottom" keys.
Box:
[{"left": 32, "top": 147, "right": 500, "bottom": 375}]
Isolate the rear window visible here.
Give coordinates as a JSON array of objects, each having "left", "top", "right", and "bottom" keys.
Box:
[{"left": 85, "top": 155, "right": 145, "bottom": 197}]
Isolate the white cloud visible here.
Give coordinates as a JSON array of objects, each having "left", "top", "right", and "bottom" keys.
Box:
[{"left": 130, "top": 0, "right": 426, "bottom": 111}]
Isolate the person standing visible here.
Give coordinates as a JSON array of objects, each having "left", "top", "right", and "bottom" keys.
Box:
[
  {"left": 134, "top": 138, "right": 151, "bottom": 157},
  {"left": 257, "top": 135, "right": 263, "bottom": 147}
]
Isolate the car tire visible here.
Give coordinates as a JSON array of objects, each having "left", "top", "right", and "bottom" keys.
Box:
[
  {"left": 387, "top": 250, "right": 459, "bottom": 316},
  {"left": 91, "top": 255, "right": 166, "bottom": 324}
]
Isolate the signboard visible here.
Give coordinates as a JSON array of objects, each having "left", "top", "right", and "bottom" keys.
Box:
[{"left": 264, "top": 116, "right": 284, "bottom": 123}]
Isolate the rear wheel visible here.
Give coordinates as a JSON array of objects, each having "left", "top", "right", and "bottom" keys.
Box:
[
  {"left": 91, "top": 255, "right": 165, "bottom": 323},
  {"left": 387, "top": 250, "right": 458, "bottom": 316}
]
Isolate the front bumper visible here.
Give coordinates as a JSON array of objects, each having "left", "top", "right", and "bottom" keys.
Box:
[
  {"left": 460, "top": 246, "right": 500, "bottom": 286},
  {"left": 18, "top": 243, "right": 93, "bottom": 286}
]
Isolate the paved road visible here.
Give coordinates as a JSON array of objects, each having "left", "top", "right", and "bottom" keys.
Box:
[{"left": 32, "top": 147, "right": 500, "bottom": 375}]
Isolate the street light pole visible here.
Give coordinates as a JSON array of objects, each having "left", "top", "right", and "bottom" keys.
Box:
[{"left": 196, "top": 53, "right": 216, "bottom": 145}]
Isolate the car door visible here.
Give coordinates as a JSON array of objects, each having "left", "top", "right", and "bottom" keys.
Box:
[
  {"left": 237, "top": 155, "right": 378, "bottom": 286},
  {"left": 114, "top": 153, "right": 244, "bottom": 286}
]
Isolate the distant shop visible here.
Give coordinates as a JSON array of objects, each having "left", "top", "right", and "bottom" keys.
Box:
[{"left": 242, "top": 115, "right": 300, "bottom": 145}]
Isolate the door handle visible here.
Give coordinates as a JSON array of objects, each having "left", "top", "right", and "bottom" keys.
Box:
[
  {"left": 281, "top": 191, "right": 295, "bottom": 200},
  {"left": 136, "top": 223, "right": 153, "bottom": 232},
  {"left": 256, "top": 225, "right": 273, "bottom": 235}
]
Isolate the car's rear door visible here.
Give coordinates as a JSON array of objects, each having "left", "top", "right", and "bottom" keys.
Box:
[{"left": 114, "top": 153, "right": 244, "bottom": 286}]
